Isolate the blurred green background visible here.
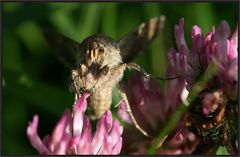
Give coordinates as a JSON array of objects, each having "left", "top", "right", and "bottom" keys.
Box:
[{"left": 2, "top": 2, "right": 238, "bottom": 155}]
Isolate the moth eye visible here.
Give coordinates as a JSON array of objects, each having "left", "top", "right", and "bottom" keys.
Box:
[
  {"left": 99, "top": 47, "right": 104, "bottom": 53},
  {"left": 91, "top": 41, "right": 98, "bottom": 49}
]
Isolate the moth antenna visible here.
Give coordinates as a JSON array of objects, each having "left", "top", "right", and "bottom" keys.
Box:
[
  {"left": 126, "top": 62, "right": 149, "bottom": 76},
  {"left": 126, "top": 62, "right": 181, "bottom": 81}
]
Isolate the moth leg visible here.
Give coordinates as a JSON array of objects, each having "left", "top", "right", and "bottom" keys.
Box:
[
  {"left": 119, "top": 89, "right": 150, "bottom": 137},
  {"left": 114, "top": 99, "right": 123, "bottom": 108},
  {"left": 71, "top": 70, "right": 81, "bottom": 101},
  {"left": 127, "top": 62, "right": 150, "bottom": 77}
]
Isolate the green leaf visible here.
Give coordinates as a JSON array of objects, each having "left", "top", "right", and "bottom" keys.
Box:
[
  {"left": 102, "top": 3, "right": 117, "bottom": 39},
  {"left": 77, "top": 3, "right": 102, "bottom": 41},
  {"left": 216, "top": 146, "right": 229, "bottom": 155},
  {"left": 3, "top": 3, "right": 22, "bottom": 13},
  {"left": 3, "top": 30, "right": 23, "bottom": 72},
  {"left": 50, "top": 8, "right": 76, "bottom": 38},
  {"left": 16, "top": 21, "right": 48, "bottom": 56},
  {"left": 4, "top": 68, "right": 73, "bottom": 116}
]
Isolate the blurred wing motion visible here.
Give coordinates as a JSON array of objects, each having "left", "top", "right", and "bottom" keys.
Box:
[
  {"left": 118, "top": 16, "right": 165, "bottom": 63},
  {"left": 43, "top": 29, "right": 80, "bottom": 68}
]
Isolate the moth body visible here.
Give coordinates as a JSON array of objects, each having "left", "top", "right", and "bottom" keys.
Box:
[
  {"left": 89, "top": 64, "right": 126, "bottom": 118},
  {"left": 44, "top": 16, "right": 166, "bottom": 135},
  {"left": 72, "top": 34, "right": 126, "bottom": 118}
]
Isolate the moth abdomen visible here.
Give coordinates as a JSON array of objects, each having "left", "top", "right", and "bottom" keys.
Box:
[{"left": 90, "top": 87, "right": 113, "bottom": 118}]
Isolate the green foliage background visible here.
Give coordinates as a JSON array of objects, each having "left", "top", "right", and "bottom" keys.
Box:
[{"left": 2, "top": 2, "right": 238, "bottom": 155}]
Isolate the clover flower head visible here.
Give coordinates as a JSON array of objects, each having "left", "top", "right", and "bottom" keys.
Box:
[{"left": 27, "top": 93, "right": 123, "bottom": 155}]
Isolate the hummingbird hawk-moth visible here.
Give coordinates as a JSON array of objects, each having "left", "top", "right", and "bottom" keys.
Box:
[{"left": 43, "top": 16, "right": 166, "bottom": 136}]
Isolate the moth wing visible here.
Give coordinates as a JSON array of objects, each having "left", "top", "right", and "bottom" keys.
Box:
[
  {"left": 43, "top": 29, "right": 81, "bottom": 68},
  {"left": 117, "top": 16, "right": 165, "bottom": 63}
]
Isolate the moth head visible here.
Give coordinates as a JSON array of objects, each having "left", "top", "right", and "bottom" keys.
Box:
[{"left": 80, "top": 34, "right": 122, "bottom": 69}]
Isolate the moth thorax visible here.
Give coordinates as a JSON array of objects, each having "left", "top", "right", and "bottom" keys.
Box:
[{"left": 101, "top": 48, "right": 122, "bottom": 68}]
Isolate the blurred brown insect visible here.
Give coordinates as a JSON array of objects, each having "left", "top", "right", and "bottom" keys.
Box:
[
  {"left": 43, "top": 16, "right": 166, "bottom": 136},
  {"left": 184, "top": 88, "right": 238, "bottom": 155}
]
